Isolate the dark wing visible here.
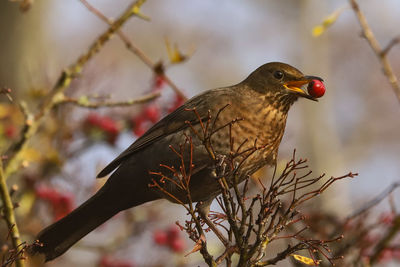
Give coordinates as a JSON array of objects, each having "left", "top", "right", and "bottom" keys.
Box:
[{"left": 97, "top": 88, "right": 230, "bottom": 178}]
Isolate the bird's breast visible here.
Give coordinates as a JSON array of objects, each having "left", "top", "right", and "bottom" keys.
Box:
[{"left": 208, "top": 96, "right": 288, "bottom": 175}]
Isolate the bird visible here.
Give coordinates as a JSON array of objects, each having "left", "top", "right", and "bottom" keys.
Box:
[{"left": 31, "top": 62, "right": 323, "bottom": 261}]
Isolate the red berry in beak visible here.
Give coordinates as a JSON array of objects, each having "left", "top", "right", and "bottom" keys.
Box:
[{"left": 307, "top": 80, "right": 325, "bottom": 98}]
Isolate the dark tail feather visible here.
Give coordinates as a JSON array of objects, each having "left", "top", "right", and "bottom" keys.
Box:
[{"left": 32, "top": 188, "right": 125, "bottom": 261}]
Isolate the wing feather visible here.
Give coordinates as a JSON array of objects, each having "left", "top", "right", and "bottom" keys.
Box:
[{"left": 97, "top": 88, "right": 231, "bottom": 178}]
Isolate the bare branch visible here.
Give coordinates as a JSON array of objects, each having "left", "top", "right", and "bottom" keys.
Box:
[
  {"left": 0, "top": 87, "right": 13, "bottom": 102},
  {"left": 0, "top": 161, "right": 24, "bottom": 267},
  {"left": 4, "top": 0, "right": 146, "bottom": 178},
  {"left": 348, "top": 181, "right": 400, "bottom": 219},
  {"left": 370, "top": 215, "right": 400, "bottom": 264},
  {"left": 349, "top": 0, "right": 400, "bottom": 103},
  {"left": 56, "top": 91, "right": 160, "bottom": 109},
  {"left": 149, "top": 106, "right": 353, "bottom": 266},
  {"left": 79, "top": 0, "right": 187, "bottom": 100},
  {"left": 381, "top": 36, "right": 400, "bottom": 56}
]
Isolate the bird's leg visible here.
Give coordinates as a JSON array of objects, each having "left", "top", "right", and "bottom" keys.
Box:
[{"left": 196, "top": 198, "right": 230, "bottom": 247}]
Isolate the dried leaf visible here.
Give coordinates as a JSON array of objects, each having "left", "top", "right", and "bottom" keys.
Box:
[
  {"left": 312, "top": 6, "right": 347, "bottom": 37},
  {"left": 184, "top": 234, "right": 206, "bottom": 257},
  {"left": 292, "top": 254, "right": 320, "bottom": 265},
  {"left": 165, "top": 38, "right": 187, "bottom": 64},
  {"left": 312, "top": 25, "right": 325, "bottom": 37}
]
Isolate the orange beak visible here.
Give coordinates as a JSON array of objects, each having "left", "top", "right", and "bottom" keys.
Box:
[{"left": 284, "top": 76, "right": 323, "bottom": 101}]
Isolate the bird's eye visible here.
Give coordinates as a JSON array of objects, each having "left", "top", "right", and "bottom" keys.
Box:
[{"left": 273, "top": 70, "right": 284, "bottom": 80}]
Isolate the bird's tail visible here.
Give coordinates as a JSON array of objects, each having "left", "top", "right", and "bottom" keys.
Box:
[{"left": 31, "top": 186, "right": 135, "bottom": 262}]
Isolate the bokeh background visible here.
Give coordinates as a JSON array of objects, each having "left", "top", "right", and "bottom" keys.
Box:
[{"left": 0, "top": 0, "right": 400, "bottom": 266}]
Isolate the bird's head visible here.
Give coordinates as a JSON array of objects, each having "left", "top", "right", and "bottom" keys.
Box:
[{"left": 243, "top": 62, "right": 323, "bottom": 106}]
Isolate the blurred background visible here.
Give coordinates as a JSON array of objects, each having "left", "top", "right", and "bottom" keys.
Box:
[{"left": 0, "top": 0, "right": 399, "bottom": 266}]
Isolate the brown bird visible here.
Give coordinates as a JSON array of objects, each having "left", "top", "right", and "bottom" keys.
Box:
[{"left": 32, "top": 62, "right": 322, "bottom": 261}]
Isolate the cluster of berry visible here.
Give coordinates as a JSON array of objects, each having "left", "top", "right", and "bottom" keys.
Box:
[
  {"left": 35, "top": 185, "right": 75, "bottom": 221},
  {"left": 132, "top": 76, "right": 184, "bottom": 136},
  {"left": 83, "top": 75, "right": 185, "bottom": 144},
  {"left": 153, "top": 225, "right": 186, "bottom": 253}
]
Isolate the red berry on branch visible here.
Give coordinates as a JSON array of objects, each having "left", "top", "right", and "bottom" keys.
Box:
[
  {"left": 35, "top": 185, "right": 75, "bottom": 221},
  {"left": 165, "top": 225, "right": 185, "bottom": 252},
  {"left": 99, "top": 117, "right": 119, "bottom": 135},
  {"left": 154, "top": 75, "right": 166, "bottom": 90},
  {"left": 35, "top": 185, "right": 53, "bottom": 200},
  {"left": 167, "top": 225, "right": 180, "bottom": 239},
  {"left": 168, "top": 94, "right": 185, "bottom": 113},
  {"left": 379, "top": 248, "right": 393, "bottom": 263},
  {"left": 392, "top": 248, "right": 400, "bottom": 260},
  {"left": 307, "top": 80, "right": 325, "bottom": 98},
  {"left": 379, "top": 212, "right": 395, "bottom": 226},
  {"left": 54, "top": 193, "right": 74, "bottom": 221},
  {"left": 85, "top": 113, "right": 120, "bottom": 145},
  {"left": 153, "top": 230, "right": 168, "bottom": 245},
  {"left": 133, "top": 125, "right": 146, "bottom": 137},
  {"left": 132, "top": 116, "right": 147, "bottom": 137},
  {"left": 144, "top": 105, "right": 160, "bottom": 123},
  {"left": 86, "top": 113, "right": 101, "bottom": 125},
  {"left": 5, "top": 125, "right": 17, "bottom": 139},
  {"left": 98, "top": 117, "right": 120, "bottom": 144},
  {"left": 169, "top": 238, "right": 185, "bottom": 253},
  {"left": 99, "top": 256, "right": 135, "bottom": 267}
]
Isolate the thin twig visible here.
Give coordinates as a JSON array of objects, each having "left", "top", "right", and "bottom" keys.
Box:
[
  {"left": 370, "top": 215, "right": 400, "bottom": 264},
  {"left": 381, "top": 36, "right": 400, "bottom": 56},
  {"left": 0, "top": 87, "right": 13, "bottom": 102},
  {"left": 0, "top": 161, "right": 24, "bottom": 267},
  {"left": 348, "top": 181, "right": 400, "bottom": 219},
  {"left": 56, "top": 91, "right": 160, "bottom": 108},
  {"left": 349, "top": 0, "right": 400, "bottom": 103},
  {"left": 150, "top": 105, "right": 350, "bottom": 266},
  {"left": 79, "top": 0, "right": 187, "bottom": 100},
  {"left": 4, "top": 0, "right": 146, "bottom": 178}
]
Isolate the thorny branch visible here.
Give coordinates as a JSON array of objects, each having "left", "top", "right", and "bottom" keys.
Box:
[
  {"left": 150, "top": 107, "right": 356, "bottom": 266},
  {"left": 349, "top": 0, "right": 400, "bottom": 103}
]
